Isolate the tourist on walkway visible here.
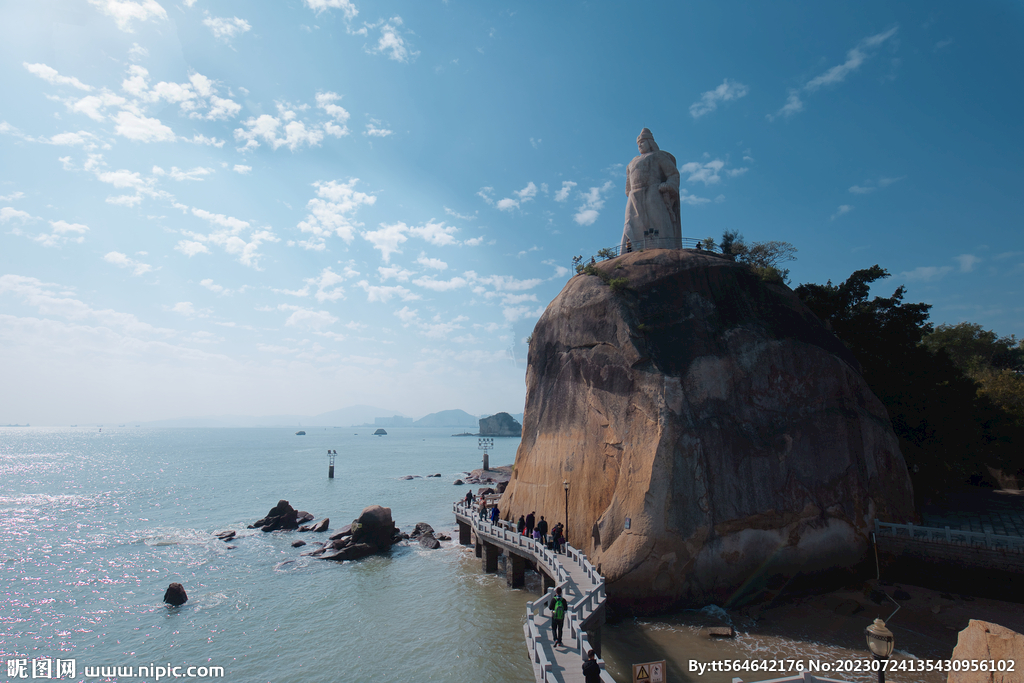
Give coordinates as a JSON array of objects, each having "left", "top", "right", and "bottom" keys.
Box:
[
  {"left": 533, "top": 527, "right": 541, "bottom": 544},
  {"left": 551, "top": 523, "right": 564, "bottom": 553},
  {"left": 526, "top": 511, "right": 535, "bottom": 537},
  {"left": 517, "top": 515, "right": 526, "bottom": 535},
  {"left": 464, "top": 490, "right": 474, "bottom": 507},
  {"left": 582, "top": 650, "right": 601, "bottom": 682},
  {"left": 537, "top": 516, "right": 548, "bottom": 545},
  {"left": 548, "top": 587, "right": 568, "bottom": 647},
  {"left": 490, "top": 505, "right": 499, "bottom": 524}
]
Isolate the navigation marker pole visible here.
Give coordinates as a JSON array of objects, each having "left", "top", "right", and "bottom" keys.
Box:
[
  {"left": 478, "top": 437, "right": 493, "bottom": 471},
  {"left": 328, "top": 449, "right": 336, "bottom": 479}
]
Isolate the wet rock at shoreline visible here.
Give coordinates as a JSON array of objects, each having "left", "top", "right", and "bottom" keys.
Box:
[
  {"left": 299, "top": 518, "right": 329, "bottom": 532},
  {"left": 250, "top": 500, "right": 306, "bottom": 532},
  {"left": 164, "top": 582, "right": 188, "bottom": 606},
  {"left": 214, "top": 530, "right": 236, "bottom": 542},
  {"left": 292, "top": 540, "right": 306, "bottom": 548},
  {"left": 320, "top": 505, "right": 402, "bottom": 563}
]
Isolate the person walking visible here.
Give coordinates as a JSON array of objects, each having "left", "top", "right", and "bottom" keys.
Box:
[
  {"left": 525, "top": 511, "right": 535, "bottom": 537},
  {"left": 548, "top": 587, "right": 568, "bottom": 647},
  {"left": 489, "top": 505, "right": 499, "bottom": 524},
  {"left": 537, "top": 516, "right": 548, "bottom": 546},
  {"left": 582, "top": 649, "right": 601, "bottom": 682},
  {"left": 551, "top": 523, "right": 563, "bottom": 553},
  {"left": 464, "top": 490, "right": 474, "bottom": 508},
  {"left": 517, "top": 515, "right": 526, "bottom": 535}
]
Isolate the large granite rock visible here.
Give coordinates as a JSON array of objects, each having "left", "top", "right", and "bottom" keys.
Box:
[
  {"left": 479, "top": 412, "right": 522, "bottom": 437},
  {"left": 948, "top": 620, "right": 1024, "bottom": 683},
  {"left": 321, "top": 505, "right": 401, "bottom": 562},
  {"left": 499, "top": 249, "right": 915, "bottom": 611}
]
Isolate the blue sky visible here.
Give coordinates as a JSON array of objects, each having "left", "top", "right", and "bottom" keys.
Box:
[{"left": 1, "top": 0, "right": 1022, "bottom": 425}]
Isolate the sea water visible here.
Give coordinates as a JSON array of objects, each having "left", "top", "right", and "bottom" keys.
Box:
[{"left": 1, "top": 427, "right": 943, "bottom": 683}]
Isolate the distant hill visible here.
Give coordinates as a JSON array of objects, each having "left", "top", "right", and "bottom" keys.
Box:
[
  {"left": 482, "top": 412, "right": 524, "bottom": 425},
  {"left": 413, "top": 409, "right": 479, "bottom": 428}
]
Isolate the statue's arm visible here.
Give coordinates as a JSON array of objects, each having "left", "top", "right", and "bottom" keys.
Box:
[{"left": 659, "top": 154, "right": 680, "bottom": 197}]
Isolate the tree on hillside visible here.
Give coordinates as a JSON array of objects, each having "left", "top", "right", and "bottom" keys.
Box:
[
  {"left": 795, "top": 266, "right": 1023, "bottom": 501},
  {"left": 718, "top": 231, "right": 798, "bottom": 285},
  {"left": 924, "top": 322, "right": 1024, "bottom": 426}
]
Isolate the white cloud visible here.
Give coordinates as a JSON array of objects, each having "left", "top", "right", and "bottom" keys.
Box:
[
  {"left": 23, "top": 63, "right": 93, "bottom": 92},
  {"left": 296, "top": 178, "right": 376, "bottom": 250},
  {"left": 470, "top": 273, "right": 542, "bottom": 291},
  {"left": 128, "top": 43, "right": 149, "bottom": 61},
  {"left": 412, "top": 275, "right": 467, "bottom": 291},
  {"left": 203, "top": 15, "right": 251, "bottom": 41},
  {"left": 186, "top": 207, "right": 278, "bottom": 269},
  {"left": 106, "top": 194, "right": 143, "bottom": 207},
  {"left": 496, "top": 198, "right": 519, "bottom": 212},
  {"left": 771, "top": 28, "right": 898, "bottom": 120},
  {"left": 1, "top": 207, "right": 37, "bottom": 224},
  {"left": 554, "top": 181, "right": 576, "bottom": 202},
  {"left": 356, "top": 281, "right": 421, "bottom": 303},
  {"left": 175, "top": 240, "right": 210, "bottom": 257},
  {"left": 285, "top": 309, "right": 338, "bottom": 330},
  {"left": 316, "top": 91, "right": 351, "bottom": 136},
  {"left": 502, "top": 305, "right": 545, "bottom": 323},
  {"left": 394, "top": 306, "right": 418, "bottom": 324},
  {"left": 0, "top": 191, "right": 25, "bottom": 202},
  {"left": 154, "top": 165, "right": 214, "bottom": 181},
  {"left": 69, "top": 92, "right": 127, "bottom": 122},
  {"left": 416, "top": 255, "right": 448, "bottom": 270},
  {"left": 233, "top": 164, "right": 252, "bottom": 174},
  {"left": 103, "top": 251, "right": 153, "bottom": 276},
  {"left": 366, "top": 17, "right": 417, "bottom": 63},
  {"left": 830, "top": 205, "right": 854, "bottom": 220},
  {"left": 899, "top": 265, "right": 953, "bottom": 282},
  {"left": 306, "top": 267, "right": 347, "bottom": 302},
  {"left": 88, "top": 0, "right": 168, "bottom": 32},
  {"left": 726, "top": 167, "right": 748, "bottom": 178},
  {"left": 955, "top": 254, "right": 981, "bottom": 273},
  {"left": 50, "top": 220, "right": 89, "bottom": 235},
  {"left": 171, "top": 301, "right": 195, "bottom": 316},
  {"left": 361, "top": 222, "right": 408, "bottom": 262},
  {"left": 680, "top": 159, "right": 725, "bottom": 185},
  {"left": 689, "top": 79, "right": 749, "bottom": 119},
  {"left": 476, "top": 187, "right": 494, "bottom": 205},
  {"left": 304, "top": 0, "right": 357, "bottom": 19},
  {"left": 377, "top": 265, "right": 413, "bottom": 281},
  {"left": 849, "top": 185, "right": 875, "bottom": 194},
  {"left": 364, "top": 122, "right": 393, "bottom": 137},
  {"left": 235, "top": 114, "right": 324, "bottom": 151},
  {"left": 187, "top": 134, "right": 226, "bottom": 147},
  {"left": 113, "top": 110, "right": 175, "bottom": 142},
  {"left": 443, "top": 206, "right": 476, "bottom": 221},
  {"left": 573, "top": 181, "right": 613, "bottom": 226},
  {"left": 515, "top": 181, "right": 538, "bottom": 201}
]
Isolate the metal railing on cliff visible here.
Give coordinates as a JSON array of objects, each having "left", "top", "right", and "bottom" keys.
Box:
[
  {"left": 571, "top": 236, "right": 728, "bottom": 274},
  {"left": 453, "top": 500, "right": 614, "bottom": 683}
]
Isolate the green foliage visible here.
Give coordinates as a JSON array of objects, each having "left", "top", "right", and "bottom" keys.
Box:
[
  {"left": 700, "top": 236, "right": 717, "bottom": 251},
  {"left": 608, "top": 277, "right": 629, "bottom": 292},
  {"left": 581, "top": 263, "right": 605, "bottom": 280},
  {"left": 719, "top": 230, "right": 744, "bottom": 256},
  {"left": 596, "top": 248, "right": 617, "bottom": 261},
  {"left": 795, "top": 266, "right": 1024, "bottom": 499},
  {"left": 924, "top": 322, "right": 1023, "bottom": 373}
]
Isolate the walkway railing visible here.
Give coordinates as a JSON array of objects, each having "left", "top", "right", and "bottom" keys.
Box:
[
  {"left": 454, "top": 501, "right": 615, "bottom": 683},
  {"left": 874, "top": 519, "right": 1024, "bottom": 553},
  {"left": 572, "top": 237, "right": 724, "bottom": 273}
]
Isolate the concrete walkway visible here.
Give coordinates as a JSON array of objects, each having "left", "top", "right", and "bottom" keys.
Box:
[
  {"left": 920, "top": 487, "right": 1024, "bottom": 537},
  {"left": 454, "top": 501, "right": 614, "bottom": 683}
]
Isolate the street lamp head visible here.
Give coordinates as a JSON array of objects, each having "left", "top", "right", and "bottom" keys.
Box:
[
  {"left": 563, "top": 480, "right": 569, "bottom": 491},
  {"left": 865, "top": 618, "right": 895, "bottom": 658}
]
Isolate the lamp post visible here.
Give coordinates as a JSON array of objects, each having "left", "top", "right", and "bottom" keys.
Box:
[
  {"left": 563, "top": 480, "right": 570, "bottom": 548},
  {"left": 865, "top": 618, "right": 894, "bottom": 683}
]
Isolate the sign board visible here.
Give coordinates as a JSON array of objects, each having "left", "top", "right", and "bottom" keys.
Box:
[{"left": 632, "top": 660, "right": 665, "bottom": 683}]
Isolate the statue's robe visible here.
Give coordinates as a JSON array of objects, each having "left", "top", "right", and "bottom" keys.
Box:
[{"left": 621, "top": 150, "right": 681, "bottom": 252}]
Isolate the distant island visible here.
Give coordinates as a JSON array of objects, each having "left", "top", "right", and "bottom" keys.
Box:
[{"left": 125, "top": 405, "right": 524, "bottom": 429}]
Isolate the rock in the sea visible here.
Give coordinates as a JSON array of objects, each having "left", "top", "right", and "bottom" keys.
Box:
[
  {"left": 429, "top": 473, "right": 441, "bottom": 478},
  {"left": 292, "top": 540, "right": 306, "bottom": 548},
  {"left": 453, "top": 479, "right": 464, "bottom": 485},
  {"left": 321, "top": 505, "right": 401, "bottom": 562},
  {"left": 948, "top": 620, "right": 1024, "bottom": 683},
  {"left": 253, "top": 500, "right": 301, "bottom": 532},
  {"left": 418, "top": 535, "right": 441, "bottom": 550},
  {"left": 409, "top": 522, "right": 435, "bottom": 539},
  {"left": 163, "top": 582, "right": 188, "bottom": 606},
  {"left": 479, "top": 412, "right": 522, "bottom": 437},
  {"left": 214, "top": 530, "right": 236, "bottom": 542},
  {"left": 329, "top": 524, "right": 352, "bottom": 541},
  {"left": 500, "top": 249, "right": 915, "bottom": 612},
  {"left": 296, "top": 511, "right": 314, "bottom": 524}
]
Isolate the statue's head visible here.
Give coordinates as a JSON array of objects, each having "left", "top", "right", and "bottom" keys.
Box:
[{"left": 637, "top": 128, "right": 659, "bottom": 153}]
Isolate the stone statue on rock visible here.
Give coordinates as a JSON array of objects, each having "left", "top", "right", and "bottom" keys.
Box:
[{"left": 621, "top": 128, "right": 681, "bottom": 253}]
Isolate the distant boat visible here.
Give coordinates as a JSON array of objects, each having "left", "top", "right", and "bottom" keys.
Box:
[
  {"left": 295, "top": 430, "right": 306, "bottom": 435},
  {"left": 373, "top": 428, "right": 387, "bottom": 436}
]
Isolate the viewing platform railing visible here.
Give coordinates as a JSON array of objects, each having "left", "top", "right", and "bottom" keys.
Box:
[
  {"left": 874, "top": 519, "right": 1024, "bottom": 553},
  {"left": 453, "top": 500, "right": 614, "bottom": 683},
  {"left": 572, "top": 237, "right": 727, "bottom": 273}
]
